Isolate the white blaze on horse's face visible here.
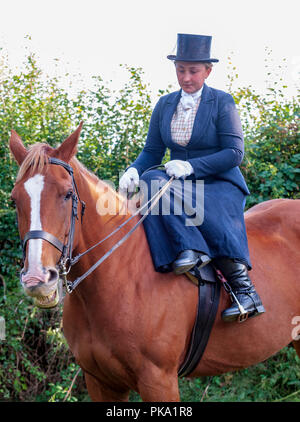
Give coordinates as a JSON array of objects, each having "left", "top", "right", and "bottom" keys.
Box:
[
  {"left": 9, "top": 124, "right": 83, "bottom": 309},
  {"left": 21, "top": 173, "right": 60, "bottom": 308},
  {"left": 24, "top": 174, "right": 44, "bottom": 270}
]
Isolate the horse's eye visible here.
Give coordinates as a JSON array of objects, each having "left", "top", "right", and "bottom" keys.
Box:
[{"left": 65, "top": 190, "right": 73, "bottom": 201}]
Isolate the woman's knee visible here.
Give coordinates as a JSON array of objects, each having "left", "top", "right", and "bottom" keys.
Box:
[
  {"left": 140, "top": 169, "right": 169, "bottom": 184},
  {"left": 140, "top": 170, "right": 170, "bottom": 201}
]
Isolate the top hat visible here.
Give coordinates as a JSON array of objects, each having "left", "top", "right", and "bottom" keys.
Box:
[{"left": 167, "top": 33, "right": 219, "bottom": 63}]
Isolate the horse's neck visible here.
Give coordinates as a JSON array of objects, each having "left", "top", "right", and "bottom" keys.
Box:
[
  {"left": 77, "top": 170, "right": 133, "bottom": 244},
  {"left": 73, "top": 169, "right": 150, "bottom": 296}
]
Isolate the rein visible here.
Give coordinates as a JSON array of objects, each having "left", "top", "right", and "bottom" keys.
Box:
[{"left": 21, "top": 160, "right": 173, "bottom": 293}]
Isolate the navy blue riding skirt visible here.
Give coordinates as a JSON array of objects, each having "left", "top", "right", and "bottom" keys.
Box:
[{"left": 139, "top": 170, "right": 251, "bottom": 272}]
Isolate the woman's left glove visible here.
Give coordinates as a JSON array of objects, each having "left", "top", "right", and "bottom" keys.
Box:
[
  {"left": 119, "top": 167, "right": 139, "bottom": 191},
  {"left": 164, "top": 160, "right": 194, "bottom": 179}
]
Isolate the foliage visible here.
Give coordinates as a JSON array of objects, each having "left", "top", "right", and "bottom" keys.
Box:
[
  {"left": 0, "top": 300, "right": 86, "bottom": 402},
  {"left": 0, "top": 53, "right": 159, "bottom": 402},
  {"left": 0, "top": 49, "right": 299, "bottom": 402},
  {"left": 74, "top": 66, "right": 154, "bottom": 184},
  {"left": 178, "top": 346, "right": 300, "bottom": 402},
  {"left": 129, "top": 346, "right": 300, "bottom": 402},
  {"left": 236, "top": 87, "right": 299, "bottom": 208},
  {"left": 226, "top": 53, "right": 300, "bottom": 208}
]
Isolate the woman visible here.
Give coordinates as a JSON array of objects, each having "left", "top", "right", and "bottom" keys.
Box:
[{"left": 119, "top": 33, "right": 265, "bottom": 323}]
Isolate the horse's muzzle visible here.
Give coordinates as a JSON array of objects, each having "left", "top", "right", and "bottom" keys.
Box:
[{"left": 20, "top": 266, "right": 61, "bottom": 308}]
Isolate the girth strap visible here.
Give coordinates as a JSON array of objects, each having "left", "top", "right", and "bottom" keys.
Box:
[
  {"left": 178, "top": 264, "right": 221, "bottom": 378},
  {"left": 23, "top": 230, "right": 65, "bottom": 256}
]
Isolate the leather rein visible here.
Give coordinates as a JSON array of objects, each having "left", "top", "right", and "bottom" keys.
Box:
[{"left": 22, "top": 159, "right": 173, "bottom": 293}]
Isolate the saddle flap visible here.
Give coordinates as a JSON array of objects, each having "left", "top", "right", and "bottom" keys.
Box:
[
  {"left": 197, "top": 264, "right": 217, "bottom": 283},
  {"left": 186, "top": 262, "right": 217, "bottom": 286}
]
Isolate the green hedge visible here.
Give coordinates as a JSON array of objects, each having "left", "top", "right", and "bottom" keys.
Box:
[{"left": 0, "top": 53, "right": 299, "bottom": 401}]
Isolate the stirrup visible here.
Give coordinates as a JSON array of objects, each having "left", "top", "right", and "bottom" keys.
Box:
[
  {"left": 237, "top": 310, "right": 249, "bottom": 323},
  {"left": 220, "top": 280, "right": 249, "bottom": 323},
  {"left": 216, "top": 269, "right": 265, "bottom": 323},
  {"left": 230, "top": 290, "right": 249, "bottom": 323}
]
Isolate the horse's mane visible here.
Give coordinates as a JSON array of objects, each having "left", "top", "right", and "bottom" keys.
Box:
[
  {"left": 16, "top": 143, "right": 53, "bottom": 182},
  {"left": 17, "top": 142, "right": 101, "bottom": 185},
  {"left": 16, "top": 142, "right": 129, "bottom": 215}
]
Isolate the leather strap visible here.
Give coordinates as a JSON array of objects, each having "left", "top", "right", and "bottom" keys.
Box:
[
  {"left": 21, "top": 157, "right": 86, "bottom": 270},
  {"left": 23, "top": 230, "right": 65, "bottom": 254},
  {"left": 178, "top": 265, "right": 221, "bottom": 377},
  {"left": 66, "top": 175, "right": 174, "bottom": 292}
]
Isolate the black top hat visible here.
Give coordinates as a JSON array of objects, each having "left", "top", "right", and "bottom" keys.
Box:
[{"left": 167, "top": 33, "right": 219, "bottom": 63}]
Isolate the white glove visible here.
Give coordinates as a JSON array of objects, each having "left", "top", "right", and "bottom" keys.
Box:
[
  {"left": 164, "top": 160, "right": 194, "bottom": 179},
  {"left": 119, "top": 167, "right": 139, "bottom": 191}
]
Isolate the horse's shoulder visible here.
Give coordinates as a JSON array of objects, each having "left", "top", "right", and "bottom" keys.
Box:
[{"left": 245, "top": 199, "right": 300, "bottom": 233}]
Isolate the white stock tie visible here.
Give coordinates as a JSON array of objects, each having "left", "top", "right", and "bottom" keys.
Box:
[{"left": 180, "top": 87, "right": 203, "bottom": 123}]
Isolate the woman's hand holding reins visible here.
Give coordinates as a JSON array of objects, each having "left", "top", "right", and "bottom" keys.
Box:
[
  {"left": 165, "top": 160, "right": 194, "bottom": 179},
  {"left": 119, "top": 167, "right": 140, "bottom": 191},
  {"left": 119, "top": 161, "right": 194, "bottom": 192}
]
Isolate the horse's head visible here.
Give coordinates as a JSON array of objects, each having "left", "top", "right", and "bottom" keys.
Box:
[{"left": 9, "top": 123, "right": 83, "bottom": 308}]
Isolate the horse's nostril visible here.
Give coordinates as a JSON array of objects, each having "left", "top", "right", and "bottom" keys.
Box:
[{"left": 47, "top": 268, "right": 59, "bottom": 283}]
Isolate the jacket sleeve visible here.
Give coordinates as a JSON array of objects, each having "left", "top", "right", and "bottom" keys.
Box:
[
  {"left": 129, "top": 98, "right": 166, "bottom": 175},
  {"left": 187, "top": 94, "right": 245, "bottom": 179}
]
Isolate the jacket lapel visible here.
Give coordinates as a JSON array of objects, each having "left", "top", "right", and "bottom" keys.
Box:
[
  {"left": 188, "top": 83, "right": 215, "bottom": 148},
  {"left": 162, "top": 84, "right": 215, "bottom": 150},
  {"left": 162, "top": 90, "right": 184, "bottom": 149}
]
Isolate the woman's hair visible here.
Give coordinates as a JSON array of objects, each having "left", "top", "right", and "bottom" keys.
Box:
[
  {"left": 174, "top": 61, "right": 213, "bottom": 70},
  {"left": 203, "top": 62, "right": 213, "bottom": 70}
]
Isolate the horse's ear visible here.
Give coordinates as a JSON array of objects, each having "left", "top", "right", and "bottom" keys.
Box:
[
  {"left": 54, "top": 121, "right": 83, "bottom": 162},
  {"left": 9, "top": 130, "right": 28, "bottom": 166}
]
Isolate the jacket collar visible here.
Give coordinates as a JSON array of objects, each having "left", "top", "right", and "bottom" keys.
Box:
[
  {"left": 166, "top": 83, "right": 214, "bottom": 105},
  {"left": 164, "top": 83, "right": 215, "bottom": 149}
]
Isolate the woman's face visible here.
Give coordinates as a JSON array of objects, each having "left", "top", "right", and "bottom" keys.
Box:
[{"left": 175, "top": 62, "right": 212, "bottom": 94}]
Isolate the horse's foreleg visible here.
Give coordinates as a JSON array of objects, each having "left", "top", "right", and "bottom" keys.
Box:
[
  {"left": 137, "top": 366, "right": 180, "bottom": 402},
  {"left": 84, "top": 372, "right": 130, "bottom": 402}
]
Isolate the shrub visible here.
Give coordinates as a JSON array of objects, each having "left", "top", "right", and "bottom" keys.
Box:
[{"left": 0, "top": 50, "right": 299, "bottom": 401}]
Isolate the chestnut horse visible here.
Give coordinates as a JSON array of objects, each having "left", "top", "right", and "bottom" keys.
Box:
[{"left": 9, "top": 124, "right": 300, "bottom": 402}]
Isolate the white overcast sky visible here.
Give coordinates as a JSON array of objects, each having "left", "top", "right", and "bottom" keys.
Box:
[{"left": 0, "top": 0, "right": 299, "bottom": 100}]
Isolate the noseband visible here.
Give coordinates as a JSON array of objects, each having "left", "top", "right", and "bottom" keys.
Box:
[
  {"left": 22, "top": 157, "right": 86, "bottom": 277},
  {"left": 21, "top": 160, "right": 173, "bottom": 293}
]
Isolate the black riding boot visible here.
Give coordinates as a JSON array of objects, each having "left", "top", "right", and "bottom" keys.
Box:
[
  {"left": 172, "top": 250, "right": 211, "bottom": 275},
  {"left": 215, "top": 258, "right": 265, "bottom": 322}
]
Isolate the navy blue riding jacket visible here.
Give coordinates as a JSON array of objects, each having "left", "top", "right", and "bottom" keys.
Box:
[{"left": 129, "top": 83, "right": 251, "bottom": 270}]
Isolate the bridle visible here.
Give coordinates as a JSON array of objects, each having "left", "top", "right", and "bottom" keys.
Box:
[
  {"left": 21, "top": 159, "right": 173, "bottom": 293},
  {"left": 22, "top": 157, "right": 86, "bottom": 286}
]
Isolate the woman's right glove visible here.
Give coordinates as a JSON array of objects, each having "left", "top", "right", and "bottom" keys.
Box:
[
  {"left": 119, "top": 167, "right": 140, "bottom": 191},
  {"left": 164, "top": 160, "right": 194, "bottom": 179}
]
